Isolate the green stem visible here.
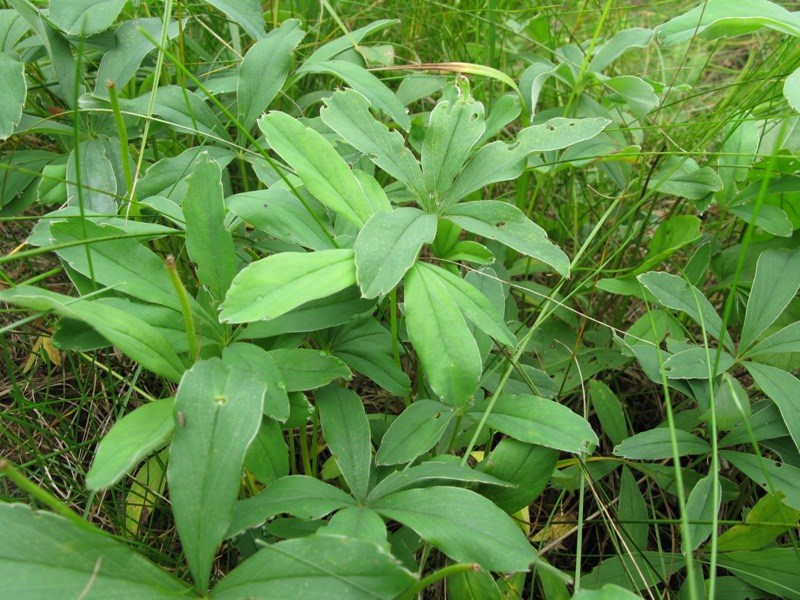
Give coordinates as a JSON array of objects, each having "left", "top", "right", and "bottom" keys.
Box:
[
  {"left": 106, "top": 81, "right": 138, "bottom": 216},
  {"left": 393, "top": 563, "right": 480, "bottom": 600},
  {"left": 165, "top": 255, "right": 199, "bottom": 362},
  {"left": 0, "top": 458, "right": 99, "bottom": 535}
]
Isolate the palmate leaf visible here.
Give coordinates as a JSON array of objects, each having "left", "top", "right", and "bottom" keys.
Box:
[
  {"left": 421, "top": 93, "right": 485, "bottom": 207},
  {"left": 415, "top": 262, "right": 515, "bottom": 347},
  {"left": 444, "top": 201, "right": 570, "bottom": 276},
  {"left": 227, "top": 187, "right": 335, "bottom": 251},
  {"left": 745, "top": 362, "right": 800, "bottom": 454},
  {"left": 225, "top": 475, "right": 356, "bottom": 538},
  {"left": 320, "top": 89, "right": 425, "bottom": 196},
  {"left": 740, "top": 248, "right": 800, "bottom": 353},
  {"left": 371, "top": 486, "right": 536, "bottom": 572},
  {"left": 258, "top": 111, "right": 387, "bottom": 227},
  {"left": 374, "top": 400, "right": 455, "bottom": 466},
  {"left": 220, "top": 249, "right": 356, "bottom": 323},
  {"left": 404, "top": 263, "right": 481, "bottom": 407},
  {"left": 297, "top": 60, "right": 410, "bottom": 130},
  {"left": 367, "top": 461, "right": 510, "bottom": 503},
  {"left": 354, "top": 208, "right": 437, "bottom": 298},
  {"left": 441, "top": 117, "right": 609, "bottom": 206},
  {"left": 0, "top": 503, "right": 189, "bottom": 599},
  {"left": 168, "top": 359, "right": 265, "bottom": 591},
  {"left": 213, "top": 534, "right": 416, "bottom": 600}
]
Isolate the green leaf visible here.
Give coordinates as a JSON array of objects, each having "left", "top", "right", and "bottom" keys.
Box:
[
  {"left": 269, "top": 348, "right": 350, "bottom": 391},
  {"left": 785, "top": 67, "right": 800, "bottom": 113},
  {"left": 373, "top": 486, "right": 535, "bottom": 571},
  {"left": 49, "top": 0, "right": 126, "bottom": 35},
  {"left": 85, "top": 398, "right": 174, "bottom": 490},
  {"left": 316, "top": 385, "right": 372, "bottom": 503},
  {"left": 746, "top": 362, "right": 800, "bottom": 454},
  {"left": 729, "top": 203, "right": 793, "bottom": 237},
  {"left": 244, "top": 287, "right": 374, "bottom": 338},
  {"left": 329, "top": 318, "right": 410, "bottom": 396},
  {"left": 367, "top": 461, "right": 510, "bottom": 503},
  {"left": 589, "top": 28, "right": 653, "bottom": 72},
  {"left": 0, "top": 9, "right": 29, "bottom": 52},
  {"left": 657, "top": 0, "right": 800, "bottom": 46},
  {"left": 469, "top": 394, "right": 598, "bottom": 454},
  {"left": 354, "top": 208, "right": 437, "bottom": 298},
  {"left": 298, "top": 60, "right": 410, "bottom": 131},
  {"left": 590, "top": 380, "right": 628, "bottom": 446},
  {"left": 326, "top": 507, "right": 388, "bottom": 548},
  {"left": 404, "top": 263, "right": 481, "bottom": 407},
  {"left": 221, "top": 343, "right": 289, "bottom": 421},
  {"left": 183, "top": 153, "right": 235, "bottom": 303},
  {"left": 0, "top": 503, "right": 189, "bottom": 598},
  {"left": 719, "top": 400, "right": 788, "bottom": 448},
  {"left": 95, "top": 18, "right": 181, "bottom": 96},
  {"left": 718, "top": 493, "right": 800, "bottom": 551},
  {"left": 648, "top": 157, "right": 723, "bottom": 200},
  {"left": 220, "top": 249, "right": 356, "bottom": 324},
  {"left": 202, "top": 0, "right": 266, "bottom": 40},
  {"left": 637, "top": 271, "right": 734, "bottom": 351},
  {"left": 618, "top": 466, "right": 648, "bottom": 550},
  {"left": 746, "top": 321, "right": 800, "bottom": 359},
  {"left": 476, "top": 439, "right": 558, "bottom": 514},
  {"left": 307, "top": 20, "right": 397, "bottom": 63},
  {"left": 237, "top": 19, "right": 304, "bottom": 134},
  {"left": 0, "top": 286, "right": 185, "bottom": 381},
  {"left": 66, "top": 140, "right": 117, "bottom": 214},
  {"left": 447, "top": 568, "right": 503, "bottom": 600},
  {"left": 320, "top": 89, "right": 425, "bottom": 196},
  {"left": 87, "top": 86, "right": 232, "bottom": 142},
  {"left": 168, "top": 358, "right": 265, "bottom": 591},
  {"left": 602, "top": 75, "right": 658, "bottom": 118},
  {"left": 634, "top": 215, "right": 702, "bottom": 274},
  {"left": 374, "top": 400, "right": 455, "bottom": 466},
  {"left": 258, "top": 111, "right": 386, "bottom": 227},
  {"left": 662, "top": 347, "right": 736, "bottom": 380},
  {"left": 227, "top": 187, "right": 334, "bottom": 251},
  {"left": 716, "top": 549, "right": 800, "bottom": 600},
  {"left": 421, "top": 94, "right": 485, "bottom": 205},
  {"left": 573, "top": 584, "right": 643, "bottom": 600},
  {"left": 226, "top": 476, "right": 356, "bottom": 537},
  {"left": 445, "top": 201, "right": 570, "bottom": 276},
  {"left": 721, "top": 450, "right": 800, "bottom": 511},
  {"left": 48, "top": 219, "right": 182, "bottom": 312},
  {"left": 613, "top": 428, "right": 710, "bottom": 460},
  {"left": 585, "top": 551, "right": 685, "bottom": 591},
  {"left": 740, "top": 248, "right": 800, "bottom": 352},
  {"left": 213, "top": 534, "right": 416, "bottom": 600},
  {"left": 418, "top": 262, "right": 515, "bottom": 347},
  {"left": 244, "top": 418, "right": 289, "bottom": 486},
  {"left": 0, "top": 52, "right": 25, "bottom": 139},
  {"left": 683, "top": 475, "right": 720, "bottom": 553}
]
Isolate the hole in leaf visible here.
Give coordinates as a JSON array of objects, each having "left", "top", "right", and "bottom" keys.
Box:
[
  {"left": 496, "top": 221, "right": 506, "bottom": 227},
  {"left": 548, "top": 126, "right": 555, "bottom": 131},
  {"left": 214, "top": 395, "right": 228, "bottom": 407}
]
